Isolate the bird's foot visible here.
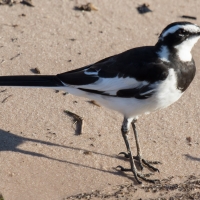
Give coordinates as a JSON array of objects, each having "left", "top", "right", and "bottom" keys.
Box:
[
  {"left": 119, "top": 152, "right": 161, "bottom": 172},
  {"left": 116, "top": 165, "right": 160, "bottom": 184}
]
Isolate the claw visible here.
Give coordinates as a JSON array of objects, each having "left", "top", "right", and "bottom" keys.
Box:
[
  {"left": 146, "top": 161, "right": 162, "bottom": 165},
  {"left": 116, "top": 165, "right": 123, "bottom": 170},
  {"left": 142, "top": 159, "right": 160, "bottom": 172},
  {"left": 137, "top": 173, "right": 160, "bottom": 184},
  {"left": 116, "top": 165, "right": 159, "bottom": 184},
  {"left": 133, "top": 156, "right": 160, "bottom": 172},
  {"left": 118, "top": 152, "right": 129, "bottom": 158},
  {"left": 116, "top": 165, "right": 131, "bottom": 172}
]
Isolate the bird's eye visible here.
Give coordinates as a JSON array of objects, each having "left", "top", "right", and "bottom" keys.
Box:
[{"left": 177, "top": 29, "right": 186, "bottom": 36}]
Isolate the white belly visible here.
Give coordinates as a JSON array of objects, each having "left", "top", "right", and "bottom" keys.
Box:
[{"left": 58, "top": 69, "right": 182, "bottom": 118}]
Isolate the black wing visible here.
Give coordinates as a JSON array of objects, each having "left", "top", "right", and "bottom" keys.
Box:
[{"left": 57, "top": 46, "right": 169, "bottom": 99}]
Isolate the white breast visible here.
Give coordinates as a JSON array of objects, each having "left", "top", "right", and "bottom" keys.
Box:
[{"left": 153, "top": 68, "right": 182, "bottom": 109}]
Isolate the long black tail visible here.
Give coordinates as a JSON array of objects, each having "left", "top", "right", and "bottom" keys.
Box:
[{"left": 0, "top": 75, "right": 64, "bottom": 87}]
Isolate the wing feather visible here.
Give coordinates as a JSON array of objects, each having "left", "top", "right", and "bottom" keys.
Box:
[{"left": 57, "top": 46, "right": 169, "bottom": 99}]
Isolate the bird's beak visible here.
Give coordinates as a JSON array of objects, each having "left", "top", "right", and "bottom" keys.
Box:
[
  {"left": 196, "top": 26, "right": 200, "bottom": 36},
  {"left": 190, "top": 26, "right": 200, "bottom": 37}
]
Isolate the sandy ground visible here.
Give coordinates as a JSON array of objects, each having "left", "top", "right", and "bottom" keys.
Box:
[{"left": 0, "top": 0, "right": 200, "bottom": 199}]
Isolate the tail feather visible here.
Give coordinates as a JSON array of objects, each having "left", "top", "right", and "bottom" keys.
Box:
[{"left": 0, "top": 75, "right": 64, "bottom": 87}]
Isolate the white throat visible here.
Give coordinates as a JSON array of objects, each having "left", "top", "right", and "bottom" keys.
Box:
[{"left": 175, "top": 36, "right": 200, "bottom": 62}]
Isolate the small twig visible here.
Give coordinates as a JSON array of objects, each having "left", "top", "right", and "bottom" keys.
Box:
[
  {"left": 64, "top": 110, "right": 84, "bottom": 134},
  {"left": 2, "top": 94, "right": 13, "bottom": 103},
  {"left": 2, "top": 24, "right": 18, "bottom": 28},
  {"left": 20, "top": 0, "right": 34, "bottom": 7},
  {"left": 181, "top": 15, "right": 197, "bottom": 20},
  {"left": 0, "top": 59, "right": 5, "bottom": 64},
  {"left": 89, "top": 100, "right": 101, "bottom": 107},
  {"left": 10, "top": 53, "right": 21, "bottom": 60},
  {"left": 0, "top": 89, "right": 7, "bottom": 93}
]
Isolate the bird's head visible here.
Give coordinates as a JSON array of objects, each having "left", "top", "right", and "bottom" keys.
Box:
[{"left": 156, "top": 21, "right": 200, "bottom": 62}]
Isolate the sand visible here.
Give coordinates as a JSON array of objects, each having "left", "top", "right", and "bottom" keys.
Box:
[{"left": 0, "top": 0, "right": 200, "bottom": 199}]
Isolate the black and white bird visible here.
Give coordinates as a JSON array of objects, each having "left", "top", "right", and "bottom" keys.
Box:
[{"left": 0, "top": 21, "right": 200, "bottom": 183}]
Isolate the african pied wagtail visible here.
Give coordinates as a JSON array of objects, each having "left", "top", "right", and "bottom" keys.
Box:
[{"left": 0, "top": 21, "right": 199, "bottom": 184}]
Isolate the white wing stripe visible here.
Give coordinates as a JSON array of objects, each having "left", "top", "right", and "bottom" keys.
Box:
[{"left": 74, "top": 75, "right": 149, "bottom": 92}]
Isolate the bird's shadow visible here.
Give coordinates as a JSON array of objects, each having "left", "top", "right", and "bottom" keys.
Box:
[
  {"left": 184, "top": 154, "right": 200, "bottom": 162},
  {"left": 0, "top": 129, "right": 137, "bottom": 182}
]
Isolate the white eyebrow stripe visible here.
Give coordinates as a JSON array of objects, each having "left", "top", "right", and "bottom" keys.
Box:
[{"left": 161, "top": 24, "right": 200, "bottom": 38}]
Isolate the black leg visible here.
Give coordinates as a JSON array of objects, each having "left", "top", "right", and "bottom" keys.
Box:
[
  {"left": 119, "top": 118, "right": 142, "bottom": 184},
  {"left": 118, "top": 118, "right": 160, "bottom": 183},
  {"left": 131, "top": 120, "right": 160, "bottom": 172},
  {"left": 131, "top": 120, "right": 143, "bottom": 170}
]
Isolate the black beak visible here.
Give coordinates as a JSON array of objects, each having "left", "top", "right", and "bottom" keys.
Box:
[
  {"left": 195, "top": 26, "right": 200, "bottom": 36},
  {"left": 190, "top": 28, "right": 200, "bottom": 37}
]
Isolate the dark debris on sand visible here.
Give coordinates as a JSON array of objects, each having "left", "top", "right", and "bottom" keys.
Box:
[
  {"left": 64, "top": 174, "right": 200, "bottom": 200},
  {"left": 74, "top": 3, "right": 98, "bottom": 12},
  {"left": 137, "top": 3, "right": 152, "bottom": 14}
]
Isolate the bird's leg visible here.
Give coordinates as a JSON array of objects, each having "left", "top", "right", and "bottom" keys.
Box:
[
  {"left": 118, "top": 118, "right": 141, "bottom": 183},
  {"left": 131, "top": 120, "right": 160, "bottom": 172},
  {"left": 131, "top": 119, "right": 143, "bottom": 170},
  {"left": 117, "top": 118, "right": 158, "bottom": 184}
]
